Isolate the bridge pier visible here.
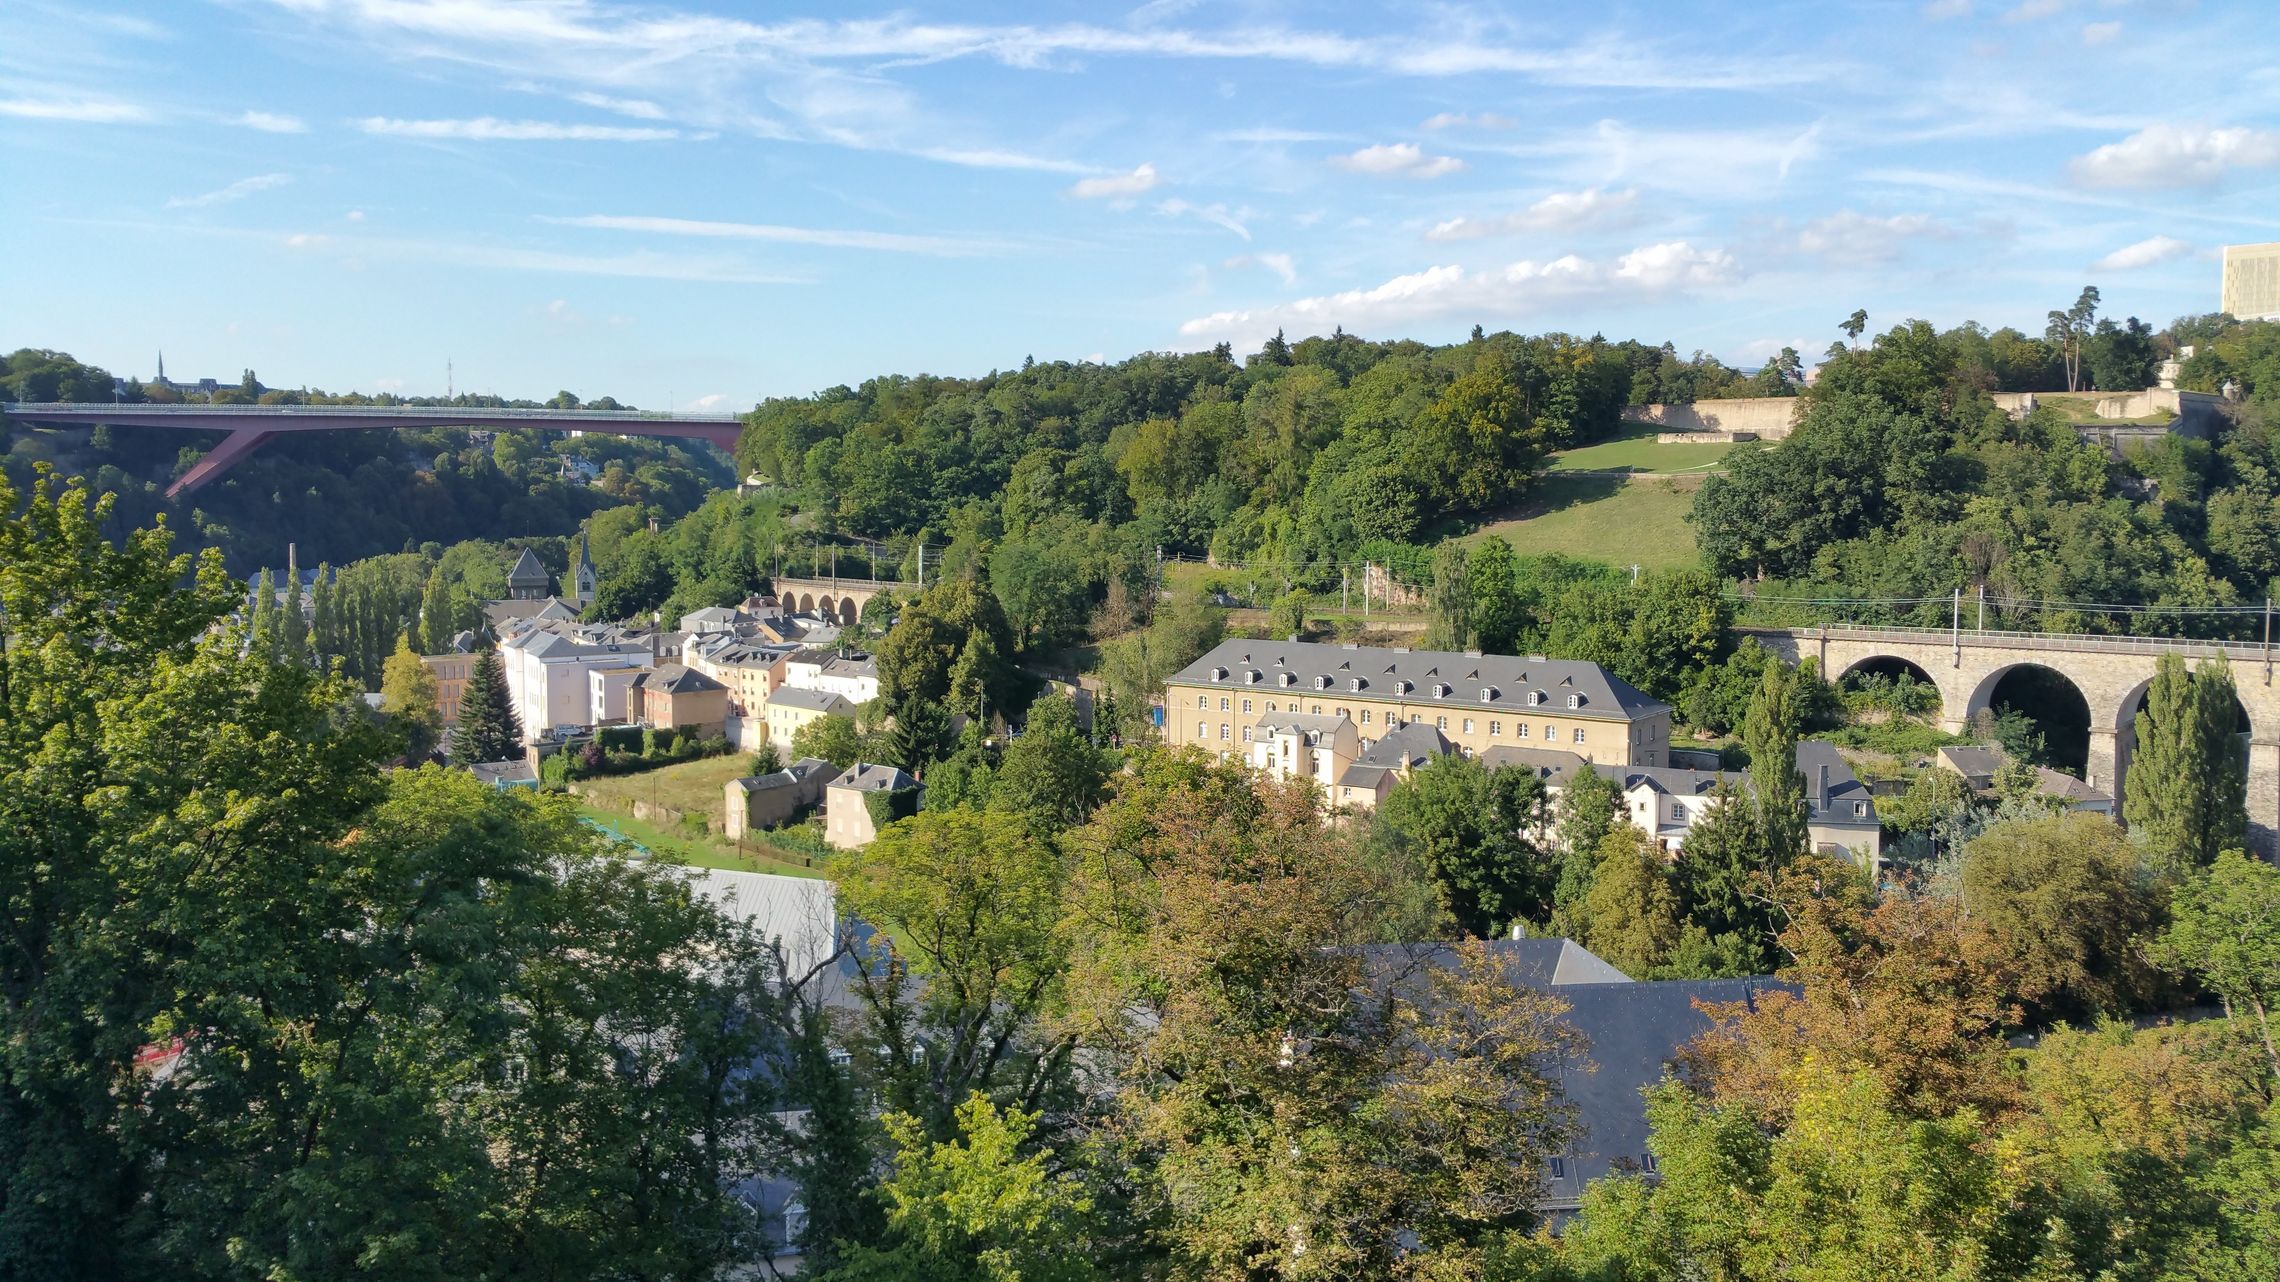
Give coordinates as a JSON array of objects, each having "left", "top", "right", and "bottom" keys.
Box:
[
  {"left": 2251, "top": 739, "right": 2280, "bottom": 858},
  {"left": 2087, "top": 727, "right": 2120, "bottom": 799}
]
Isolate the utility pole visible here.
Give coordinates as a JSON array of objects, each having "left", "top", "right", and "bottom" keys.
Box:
[
  {"left": 1342, "top": 566, "right": 1349, "bottom": 612},
  {"left": 1976, "top": 584, "right": 1984, "bottom": 631},
  {"left": 1363, "top": 563, "right": 1371, "bottom": 618},
  {"left": 2266, "top": 598, "right": 2273, "bottom": 686},
  {"left": 917, "top": 541, "right": 925, "bottom": 589},
  {"left": 1951, "top": 587, "right": 1962, "bottom": 668}
]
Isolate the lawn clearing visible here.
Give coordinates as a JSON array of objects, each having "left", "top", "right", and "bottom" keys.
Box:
[
  {"left": 1477, "top": 474, "right": 1703, "bottom": 572},
  {"left": 1547, "top": 426, "right": 1761, "bottom": 475}
]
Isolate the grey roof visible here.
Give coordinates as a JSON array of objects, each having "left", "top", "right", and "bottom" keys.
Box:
[
  {"left": 677, "top": 868, "right": 839, "bottom": 980},
  {"left": 821, "top": 655, "right": 877, "bottom": 680},
  {"left": 1482, "top": 745, "right": 1591, "bottom": 784},
  {"left": 467, "top": 758, "right": 538, "bottom": 786},
  {"left": 1173, "top": 638, "right": 1669, "bottom": 723},
  {"left": 633, "top": 662, "right": 725, "bottom": 695},
  {"left": 831, "top": 762, "right": 918, "bottom": 792},
  {"left": 503, "top": 621, "right": 652, "bottom": 661},
  {"left": 507, "top": 547, "right": 549, "bottom": 587},
  {"left": 1356, "top": 720, "right": 1456, "bottom": 770},
  {"left": 1938, "top": 745, "right": 2004, "bottom": 780},
  {"left": 1484, "top": 740, "right": 1871, "bottom": 812},
  {"left": 768, "top": 687, "right": 853, "bottom": 715},
  {"left": 1937, "top": 745, "right": 2107, "bottom": 805},
  {"left": 483, "top": 596, "right": 579, "bottom": 626},
  {"left": 1257, "top": 711, "right": 1353, "bottom": 739},
  {"left": 735, "top": 756, "right": 837, "bottom": 795},
  {"left": 680, "top": 606, "right": 741, "bottom": 634},
  {"left": 1796, "top": 740, "right": 1872, "bottom": 806}
]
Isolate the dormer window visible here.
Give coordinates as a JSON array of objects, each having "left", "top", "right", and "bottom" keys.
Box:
[
  {"left": 1432, "top": 683, "right": 1451, "bottom": 698},
  {"left": 1567, "top": 693, "right": 1583, "bottom": 708},
  {"left": 1394, "top": 679, "right": 1413, "bottom": 695},
  {"left": 1315, "top": 675, "right": 1333, "bottom": 690},
  {"left": 1528, "top": 691, "right": 1544, "bottom": 707},
  {"left": 1280, "top": 672, "right": 1297, "bottom": 687},
  {"left": 1211, "top": 666, "right": 1228, "bottom": 681},
  {"left": 1349, "top": 678, "right": 1365, "bottom": 692},
  {"left": 1246, "top": 670, "right": 1262, "bottom": 684},
  {"left": 1481, "top": 686, "right": 1500, "bottom": 702}
]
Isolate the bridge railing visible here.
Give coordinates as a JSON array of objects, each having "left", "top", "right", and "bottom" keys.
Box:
[
  {"left": 1746, "top": 622, "right": 2275, "bottom": 664},
  {"left": 2, "top": 401, "right": 744, "bottom": 423}
]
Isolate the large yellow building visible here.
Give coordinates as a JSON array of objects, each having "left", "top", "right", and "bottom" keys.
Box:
[
  {"left": 1164, "top": 639, "right": 1672, "bottom": 773},
  {"left": 2222, "top": 242, "right": 2280, "bottom": 322}
]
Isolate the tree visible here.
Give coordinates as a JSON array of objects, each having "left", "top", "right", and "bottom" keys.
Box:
[
  {"left": 1370, "top": 754, "right": 1550, "bottom": 936},
  {"left": 792, "top": 714, "right": 865, "bottom": 769},
  {"left": 1568, "top": 826, "right": 1683, "bottom": 977},
  {"left": 885, "top": 699, "right": 956, "bottom": 775},
  {"left": 1426, "top": 540, "right": 1473, "bottom": 650},
  {"left": 2047, "top": 285, "right": 2101, "bottom": 392},
  {"left": 1841, "top": 308, "right": 1869, "bottom": 348},
  {"left": 945, "top": 628, "right": 1001, "bottom": 724},
  {"left": 1958, "top": 813, "right": 2164, "bottom": 1021},
  {"left": 817, "top": 1096, "right": 1100, "bottom": 1282},
  {"left": 2154, "top": 850, "right": 2280, "bottom": 1079},
  {"left": 450, "top": 648, "right": 523, "bottom": 763},
  {"left": 278, "top": 568, "right": 308, "bottom": 661},
  {"left": 1268, "top": 587, "right": 1310, "bottom": 638},
  {"left": 1742, "top": 661, "right": 1807, "bottom": 860},
  {"left": 1673, "top": 781, "right": 1777, "bottom": 974},
  {"left": 989, "top": 694, "right": 1111, "bottom": 833},
  {"left": 248, "top": 566, "right": 279, "bottom": 658},
  {"left": 2125, "top": 653, "right": 2247, "bottom": 873},
  {"left": 378, "top": 635, "right": 444, "bottom": 762},
  {"left": 833, "top": 807, "right": 1075, "bottom": 1138},
  {"left": 1553, "top": 764, "right": 1624, "bottom": 911}
]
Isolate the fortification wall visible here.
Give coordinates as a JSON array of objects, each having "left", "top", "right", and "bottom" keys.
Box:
[{"left": 1625, "top": 397, "right": 1802, "bottom": 440}]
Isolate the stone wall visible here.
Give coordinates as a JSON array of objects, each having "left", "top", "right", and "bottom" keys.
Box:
[{"left": 1625, "top": 397, "right": 1802, "bottom": 440}]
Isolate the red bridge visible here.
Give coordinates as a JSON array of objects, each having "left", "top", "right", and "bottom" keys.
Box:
[{"left": 2, "top": 402, "right": 746, "bottom": 497}]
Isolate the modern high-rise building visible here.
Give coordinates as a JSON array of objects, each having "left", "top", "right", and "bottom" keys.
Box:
[{"left": 2221, "top": 242, "right": 2280, "bottom": 322}]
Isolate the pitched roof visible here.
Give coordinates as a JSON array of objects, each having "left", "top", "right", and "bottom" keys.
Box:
[
  {"left": 1356, "top": 720, "right": 1456, "bottom": 770},
  {"left": 831, "top": 762, "right": 918, "bottom": 792},
  {"left": 1257, "top": 711, "right": 1353, "bottom": 739},
  {"left": 767, "top": 687, "right": 853, "bottom": 715},
  {"left": 1172, "top": 638, "right": 1668, "bottom": 722},
  {"left": 506, "top": 546, "right": 549, "bottom": 587},
  {"left": 676, "top": 868, "right": 839, "bottom": 979},
  {"left": 633, "top": 662, "right": 726, "bottom": 695}
]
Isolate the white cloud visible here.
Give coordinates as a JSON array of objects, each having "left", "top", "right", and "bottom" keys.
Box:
[
  {"left": 1794, "top": 210, "right": 1950, "bottom": 261},
  {"left": 1426, "top": 187, "right": 1640, "bottom": 240},
  {"left": 686, "top": 393, "right": 728, "bottom": 410},
  {"left": 540, "top": 213, "right": 1015, "bottom": 256},
  {"left": 2004, "top": 0, "right": 2066, "bottom": 22},
  {"left": 1156, "top": 198, "right": 1251, "bottom": 240},
  {"left": 2091, "top": 235, "right": 2193, "bottom": 271},
  {"left": 270, "top": 230, "right": 805, "bottom": 284},
  {"left": 234, "top": 109, "right": 307, "bottom": 133},
  {"left": 1329, "top": 142, "right": 1465, "bottom": 179},
  {"left": 284, "top": 233, "right": 330, "bottom": 248},
  {"left": 566, "top": 91, "right": 669, "bottom": 120},
  {"left": 346, "top": 209, "right": 365, "bottom": 222},
  {"left": 1176, "top": 242, "right": 1735, "bottom": 347},
  {"left": 168, "top": 173, "right": 293, "bottom": 209},
  {"left": 1224, "top": 252, "right": 1298, "bottom": 284},
  {"left": 1923, "top": 0, "right": 1972, "bottom": 18},
  {"left": 2081, "top": 21, "right": 2121, "bottom": 45},
  {"left": 354, "top": 116, "right": 682, "bottom": 141},
  {"left": 373, "top": 377, "right": 406, "bottom": 392},
  {"left": 0, "top": 96, "right": 150, "bottom": 123},
  {"left": 1421, "top": 111, "right": 1516, "bottom": 130},
  {"left": 2071, "top": 124, "right": 2280, "bottom": 188},
  {"left": 1068, "top": 163, "right": 1160, "bottom": 200}
]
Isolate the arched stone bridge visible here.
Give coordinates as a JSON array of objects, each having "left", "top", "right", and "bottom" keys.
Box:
[
  {"left": 1745, "top": 624, "right": 2280, "bottom": 855},
  {"left": 773, "top": 576, "right": 896, "bottom": 628}
]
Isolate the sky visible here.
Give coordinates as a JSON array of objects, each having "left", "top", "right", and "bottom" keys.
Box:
[{"left": 4, "top": 0, "right": 2278, "bottom": 410}]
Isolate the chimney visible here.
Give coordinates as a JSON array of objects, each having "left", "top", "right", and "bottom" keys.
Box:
[{"left": 1817, "top": 762, "right": 1829, "bottom": 801}]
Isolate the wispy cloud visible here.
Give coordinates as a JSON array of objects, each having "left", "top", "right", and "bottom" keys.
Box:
[
  {"left": 1329, "top": 142, "right": 1465, "bottom": 179},
  {"left": 1421, "top": 111, "right": 1517, "bottom": 130},
  {"left": 271, "top": 228, "right": 804, "bottom": 284},
  {"left": 1069, "top": 163, "right": 1160, "bottom": 200},
  {"left": 0, "top": 95, "right": 151, "bottom": 123},
  {"left": 354, "top": 116, "right": 682, "bottom": 142},
  {"left": 1177, "top": 242, "right": 1737, "bottom": 347},
  {"left": 2091, "top": 235, "right": 2193, "bottom": 271},
  {"left": 1426, "top": 187, "right": 1640, "bottom": 240},
  {"left": 168, "top": 172, "right": 292, "bottom": 209},
  {"left": 233, "top": 109, "right": 306, "bottom": 133},
  {"left": 2080, "top": 21, "right": 2120, "bottom": 46},
  {"left": 566, "top": 91, "right": 669, "bottom": 120},
  {"left": 2070, "top": 124, "right": 2280, "bottom": 189},
  {"left": 1157, "top": 198, "right": 1252, "bottom": 240},
  {"left": 1794, "top": 210, "right": 1951, "bottom": 262},
  {"left": 540, "top": 213, "right": 1017, "bottom": 256},
  {"left": 1224, "top": 252, "right": 1298, "bottom": 285}
]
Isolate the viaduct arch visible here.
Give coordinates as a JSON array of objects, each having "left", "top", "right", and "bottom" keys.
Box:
[
  {"left": 1746, "top": 625, "right": 2280, "bottom": 856},
  {"left": 772, "top": 576, "right": 894, "bottom": 628}
]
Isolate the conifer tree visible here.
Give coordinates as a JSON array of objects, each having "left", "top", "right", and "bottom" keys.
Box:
[
  {"left": 2126, "top": 654, "right": 2247, "bottom": 872},
  {"left": 1743, "top": 661, "right": 1807, "bottom": 859},
  {"left": 279, "top": 569, "right": 308, "bottom": 663},
  {"left": 249, "top": 568, "right": 279, "bottom": 659},
  {"left": 309, "top": 563, "right": 334, "bottom": 663},
  {"left": 418, "top": 564, "right": 454, "bottom": 655},
  {"left": 451, "top": 648, "right": 523, "bottom": 763}
]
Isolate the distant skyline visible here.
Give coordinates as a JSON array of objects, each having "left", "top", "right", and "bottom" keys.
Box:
[{"left": 4, "top": 0, "right": 2277, "bottom": 408}]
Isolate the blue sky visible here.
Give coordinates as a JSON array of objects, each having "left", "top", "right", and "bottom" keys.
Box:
[{"left": 4, "top": 0, "right": 2277, "bottom": 409}]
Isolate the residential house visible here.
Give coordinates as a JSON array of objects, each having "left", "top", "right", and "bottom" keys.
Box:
[
  {"left": 780, "top": 647, "right": 878, "bottom": 704},
  {"left": 626, "top": 663, "right": 730, "bottom": 739},
  {"left": 680, "top": 605, "right": 742, "bottom": 636},
  {"left": 1935, "top": 745, "right": 2114, "bottom": 815},
  {"left": 1331, "top": 721, "right": 1458, "bottom": 810},
  {"left": 481, "top": 596, "right": 579, "bottom": 632},
  {"left": 764, "top": 686, "right": 855, "bottom": 751},
  {"left": 723, "top": 756, "right": 837, "bottom": 839},
  {"left": 420, "top": 651, "right": 475, "bottom": 724},
  {"left": 1247, "top": 712, "right": 1362, "bottom": 793},
  {"left": 1167, "top": 639, "right": 1672, "bottom": 775},
  {"left": 496, "top": 618, "right": 654, "bottom": 742},
  {"left": 825, "top": 762, "right": 921, "bottom": 850}
]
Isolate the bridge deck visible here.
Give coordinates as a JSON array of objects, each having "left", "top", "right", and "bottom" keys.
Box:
[{"left": 1744, "top": 623, "right": 2275, "bottom": 664}]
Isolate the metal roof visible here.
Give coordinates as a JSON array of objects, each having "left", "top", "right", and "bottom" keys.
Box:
[{"left": 1171, "top": 639, "right": 1668, "bottom": 722}]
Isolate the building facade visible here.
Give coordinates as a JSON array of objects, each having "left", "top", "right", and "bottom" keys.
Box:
[
  {"left": 825, "top": 763, "right": 919, "bottom": 849},
  {"left": 627, "top": 663, "right": 730, "bottom": 738},
  {"left": 2222, "top": 242, "right": 2280, "bottom": 322},
  {"left": 764, "top": 686, "right": 855, "bottom": 750},
  {"left": 1165, "top": 640, "right": 1673, "bottom": 771},
  {"left": 420, "top": 652, "right": 475, "bottom": 724},
  {"left": 496, "top": 618, "right": 654, "bottom": 742}
]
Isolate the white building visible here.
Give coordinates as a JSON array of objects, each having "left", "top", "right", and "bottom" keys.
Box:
[
  {"left": 781, "top": 648, "right": 880, "bottom": 705},
  {"left": 496, "top": 618, "right": 654, "bottom": 742},
  {"left": 1247, "top": 712, "right": 1362, "bottom": 791}
]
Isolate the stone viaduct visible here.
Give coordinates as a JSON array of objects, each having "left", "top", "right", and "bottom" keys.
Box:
[
  {"left": 773, "top": 576, "right": 895, "bottom": 628},
  {"left": 1746, "top": 624, "right": 2280, "bottom": 856}
]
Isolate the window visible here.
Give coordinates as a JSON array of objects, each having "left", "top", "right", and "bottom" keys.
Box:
[
  {"left": 1197, "top": 694, "right": 1208, "bottom": 709},
  {"left": 1462, "top": 718, "right": 1474, "bottom": 734},
  {"left": 1242, "top": 698, "right": 1253, "bottom": 713},
  {"left": 1490, "top": 720, "right": 1501, "bottom": 737},
  {"left": 1671, "top": 802, "right": 1683, "bottom": 821},
  {"left": 1436, "top": 716, "right": 1448, "bottom": 730},
  {"left": 1360, "top": 709, "right": 1372, "bottom": 724},
  {"left": 1854, "top": 801, "right": 1867, "bottom": 816},
  {"left": 1219, "top": 697, "right": 1229, "bottom": 711},
  {"left": 1516, "top": 723, "right": 1530, "bottom": 739},
  {"left": 1197, "top": 721, "right": 1206, "bottom": 738},
  {"left": 1573, "top": 727, "right": 1587, "bottom": 744},
  {"left": 1311, "top": 705, "right": 1322, "bottom": 715},
  {"left": 1548, "top": 1157, "right": 1567, "bottom": 1180},
  {"left": 1267, "top": 701, "right": 1277, "bottom": 712},
  {"left": 1567, "top": 693, "right": 1581, "bottom": 708},
  {"left": 1242, "top": 727, "right": 1253, "bottom": 742},
  {"left": 1543, "top": 724, "right": 1555, "bottom": 740},
  {"left": 1219, "top": 723, "right": 1230, "bottom": 741}
]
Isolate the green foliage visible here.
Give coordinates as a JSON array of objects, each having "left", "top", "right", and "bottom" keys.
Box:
[
  {"left": 1553, "top": 764, "right": 1624, "bottom": 911},
  {"left": 793, "top": 713, "right": 865, "bottom": 769},
  {"left": 378, "top": 634, "right": 443, "bottom": 761},
  {"left": 1959, "top": 813, "right": 2166, "bottom": 1021},
  {"left": 1671, "top": 781, "right": 1779, "bottom": 975},
  {"left": 1370, "top": 754, "right": 1551, "bottom": 936},
  {"left": 1741, "top": 661, "right": 1808, "bottom": 859},
  {"left": 2125, "top": 653, "right": 2249, "bottom": 874},
  {"left": 2154, "top": 850, "right": 2280, "bottom": 1080},
  {"left": 989, "top": 694, "right": 1112, "bottom": 833},
  {"left": 1565, "top": 827, "right": 1683, "bottom": 977},
  {"left": 450, "top": 648, "right": 523, "bottom": 764},
  {"left": 1267, "top": 587, "right": 1311, "bottom": 637}
]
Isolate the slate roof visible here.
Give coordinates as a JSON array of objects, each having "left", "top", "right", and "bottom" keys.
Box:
[
  {"left": 677, "top": 867, "right": 840, "bottom": 981},
  {"left": 482, "top": 597, "right": 579, "bottom": 627},
  {"left": 831, "top": 762, "right": 918, "bottom": 792},
  {"left": 1337, "top": 721, "right": 1457, "bottom": 788},
  {"left": 467, "top": 758, "right": 538, "bottom": 787},
  {"left": 1485, "top": 741, "right": 1876, "bottom": 819},
  {"left": 633, "top": 662, "right": 726, "bottom": 695},
  {"left": 732, "top": 756, "right": 836, "bottom": 795},
  {"left": 506, "top": 547, "right": 549, "bottom": 588},
  {"left": 767, "top": 687, "right": 853, "bottom": 715},
  {"left": 1256, "top": 711, "right": 1354, "bottom": 741},
  {"left": 1171, "top": 639, "right": 1669, "bottom": 723}
]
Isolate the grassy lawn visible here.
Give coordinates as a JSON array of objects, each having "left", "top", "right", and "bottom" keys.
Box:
[
  {"left": 1546, "top": 426, "right": 1762, "bottom": 475},
  {"left": 577, "top": 801, "right": 831, "bottom": 879},
  {"left": 1476, "top": 474, "right": 1703, "bottom": 572},
  {"left": 577, "top": 753, "right": 760, "bottom": 820}
]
